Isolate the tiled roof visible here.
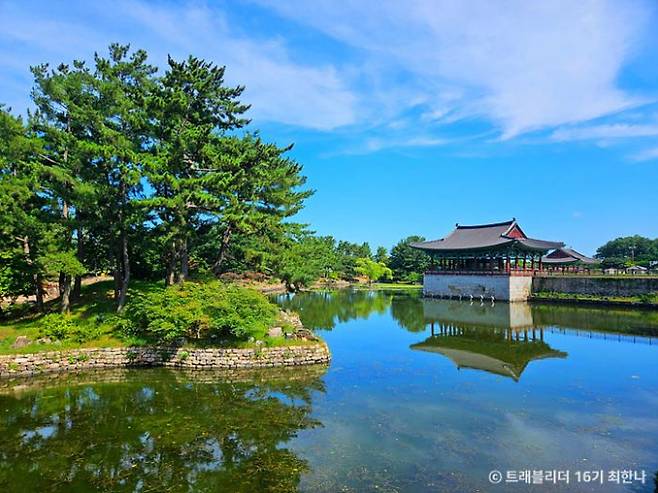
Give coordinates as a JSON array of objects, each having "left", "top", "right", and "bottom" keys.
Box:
[
  {"left": 411, "top": 219, "right": 564, "bottom": 253},
  {"left": 542, "top": 247, "right": 599, "bottom": 264}
]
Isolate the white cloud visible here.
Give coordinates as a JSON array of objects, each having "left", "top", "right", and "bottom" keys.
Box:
[
  {"left": 551, "top": 123, "right": 658, "bottom": 142},
  {"left": 0, "top": 0, "right": 357, "bottom": 130},
  {"left": 258, "top": 0, "right": 654, "bottom": 138},
  {"left": 1, "top": 0, "right": 656, "bottom": 145},
  {"left": 363, "top": 136, "right": 447, "bottom": 153},
  {"left": 630, "top": 147, "right": 658, "bottom": 162}
]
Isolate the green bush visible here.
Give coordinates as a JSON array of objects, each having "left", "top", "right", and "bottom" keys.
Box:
[
  {"left": 120, "top": 281, "right": 278, "bottom": 343},
  {"left": 40, "top": 313, "right": 100, "bottom": 343},
  {"left": 41, "top": 313, "right": 76, "bottom": 340}
]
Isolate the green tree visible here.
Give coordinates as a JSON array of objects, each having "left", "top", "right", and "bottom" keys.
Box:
[
  {"left": 30, "top": 59, "right": 95, "bottom": 311},
  {"left": 354, "top": 257, "right": 392, "bottom": 284},
  {"left": 335, "top": 240, "right": 373, "bottom": 278},
  {"left": 203, "top": 134, "right": 312, "bottom": 275},
  {"left": 389, "top": 235, "right": 431, "bottom": 283},
  {"left": 148, "top": 55, "right": 249, "bottom": 285},
  {"left": 595, "top": 235, "right": 657, "bottom": 267},
  {"left": 375, "top": 246, "right": 389, "bottom": 264},
  {"left": 88, "top": 44, "right": 156, "bottom": 310},
  {"left": 0, "top": 106, "right": 56, "bottom": 311},
  {"left": 274, "top": 236, "right": 338, "bottom": 291}
]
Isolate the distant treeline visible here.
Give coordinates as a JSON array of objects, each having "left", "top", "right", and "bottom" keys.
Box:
[{"left": 595, "top": 235, "right": 658, "bottom": 268}]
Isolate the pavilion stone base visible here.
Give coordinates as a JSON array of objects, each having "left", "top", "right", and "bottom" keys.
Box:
[{"left": 423, "top": 273, "right": 533, "bottom": 302}]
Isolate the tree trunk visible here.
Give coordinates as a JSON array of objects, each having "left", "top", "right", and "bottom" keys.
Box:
[
  {"left": 114, "top": 266, "right": 121, "bottom": 301},
  {"left": 179, "top": 237, "right": 189, "bottom": 283},
  {"left": 73, "top": 228, "right": 84, "bottom": 300},
  {"left": 19, "top": 236, "right": 44, "bottom": 312},
  {"left": 73, "top": 275, "right": 82, "bottom": 300},
  {"left": 59, "top": 271, "right": 66, "bottom": 296},
  {"left": 34, "top": 273, "right": 44, "bottom": 312},
  {"left": 212, "top": 225, "right": 232, "bottom": 275},
  {"left": 59, "top": 198, "right": 70, "bottom": 298},
  {"left": 166, "top": 241, "right": 177, "bottom": 286},
  {"left": 61, "top": 274, "right": 71, "bottom": 313},
  {"left": 117, "top": 231, "right": 130, "bottom": 312}
]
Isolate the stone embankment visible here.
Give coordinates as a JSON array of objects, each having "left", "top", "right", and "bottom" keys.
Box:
[
  {"left": 532, "top": 276, "right": 658, "bottom": 298},
  {"left": 0, "top": 343, "right": 331, "bottom": 378}
]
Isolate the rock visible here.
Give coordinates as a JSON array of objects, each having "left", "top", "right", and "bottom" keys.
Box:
[
  {"left": 295, "top": 328, "right": 318, "bottom": 341},
  {"left": 268, "top": 326, "right": 283, "bottom": 338},
  {"left": 279, "top": 310, "right": 304, "bottom": 329},
  {"left": 11, "top": 336, "right": 31, "bottom": 349},
  {"left": 37, "top": 337, "right": 52, "bottom": 345}
]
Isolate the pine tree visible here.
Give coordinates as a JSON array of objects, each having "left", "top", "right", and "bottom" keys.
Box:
[
  {"left": 89, "top": 44, "right": 156, "bottom": 310},
  {"left": 148, "top": 56, "right": 250, "bottom": 285},
  {"left": 30, "top": 60, "right": 93, "bottom": 311}
]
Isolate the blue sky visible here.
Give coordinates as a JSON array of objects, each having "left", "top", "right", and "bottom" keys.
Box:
[{"left": 1, "top": 0, "right": 658, "bottom": 255}]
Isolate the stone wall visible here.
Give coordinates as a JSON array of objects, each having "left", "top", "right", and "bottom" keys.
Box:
[
  {"left": 0, "top": 343, "right": 331, "bottom": 378},
  {"left": 532, "top": 276, "right": 658, "bottom": 297},
  {"left": 423, "top": 273, "right": 533, "bottom": 301}
]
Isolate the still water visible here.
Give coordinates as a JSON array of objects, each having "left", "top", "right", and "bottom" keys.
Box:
[{"left": 2, "top": 290, "right": 658, "bottom": 492}]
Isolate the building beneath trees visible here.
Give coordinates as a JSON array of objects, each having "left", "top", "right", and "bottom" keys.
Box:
[{"left": 410, "top": 219, "right": 565, "bottom": 301}]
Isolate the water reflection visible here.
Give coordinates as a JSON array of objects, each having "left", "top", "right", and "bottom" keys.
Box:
[
  {"left": 411, "top": 326, "right": 566, "bottom": 381},
  {"left": 278, "top": 289, "right": 658, "bottom": 338},
  {"left": 274, "top": 290, "right": 392, "bottom": 330},
  {"left": 0, "top": 366, "right": 326, "bottom": 492},
  {"left": 414, "top": 300, "right": 567, "bottom": 380},
  {"left": 277, "top": 290, "right": 658, "bottom": 382}
]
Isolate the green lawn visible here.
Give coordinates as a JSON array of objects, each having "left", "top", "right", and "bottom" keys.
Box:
[{"left": 0, "top": 280, "right": 149, "bottom": 355}]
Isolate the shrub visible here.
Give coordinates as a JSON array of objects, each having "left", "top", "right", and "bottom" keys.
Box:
[
  {"left": 41, "top": 313, "right": 76, "bottom": 340},
  {"left": 639, "top": 293, "right": 657, "bottom": 304},
  {"left": 120, "top": 281, "right": 278, "bottom": 343},
  {"left": 40, "top": 313, "right": 101, "bottom": 343}
]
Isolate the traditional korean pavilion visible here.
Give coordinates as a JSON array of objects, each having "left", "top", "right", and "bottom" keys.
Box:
[
  {"left": 410, "top": 219, "right": 565, "bottom": 301},
  {"left": 541, "top": 247, "right": 599, "bottom": 271},
  {"left": 410, "top": 219, "right": 564, "bottom": 272}
]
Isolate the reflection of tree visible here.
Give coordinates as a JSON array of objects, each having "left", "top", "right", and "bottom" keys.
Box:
[
  {"left": 274, "top": 290, "right": 393, "bottom": 330},
  {"left": 390, "top": 295, "right": 427, "bottom": 332},
  {"left": 531, "top": 303, "right": 658, "bottom": 336},
  {"left": 0, "top": 368, "right": 325, "bottom": 492}
]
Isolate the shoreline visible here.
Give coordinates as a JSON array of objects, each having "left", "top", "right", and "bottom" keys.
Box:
[{"left": 0, "top": 342, "right": 331, "bottom": 378}]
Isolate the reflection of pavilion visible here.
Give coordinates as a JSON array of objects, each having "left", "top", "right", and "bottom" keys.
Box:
[
  {"left": 411, "top": 299, "right": 567, "bottom": 380},
  {"left": 421, "top": 298, "right": 534, "bottom": 330}
]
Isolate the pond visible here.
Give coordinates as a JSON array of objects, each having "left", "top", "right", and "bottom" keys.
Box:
[{"left": 2, "top": 290, "right": 658, "bottom": 492}]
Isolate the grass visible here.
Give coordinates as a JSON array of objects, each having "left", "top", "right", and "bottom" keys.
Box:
[
  {"left": 0, "top": 279, "right": 313, "bottom": 355},
  {"left": 0, "top": 280, "right": 128, "bottom": 355},
  {"left": 182, "top": 337, "right": 318, "bottom": 350}
]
